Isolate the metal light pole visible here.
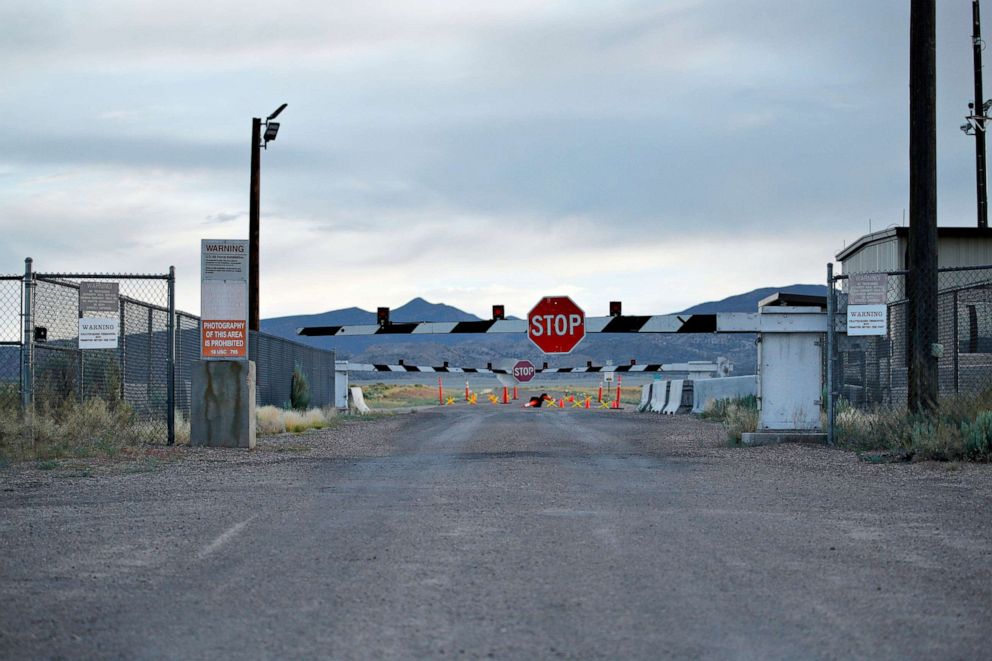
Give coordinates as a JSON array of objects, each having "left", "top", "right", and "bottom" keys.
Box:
[
  {"left": 248, "top": 103, "right": 287, "bottom": 332},
  {"left": 972, "top": 0, "right": 989, "bottom": 229}
]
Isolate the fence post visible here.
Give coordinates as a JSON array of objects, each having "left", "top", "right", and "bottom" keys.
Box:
[
  {"left": 167, "top": 266, "right": 176, "bottom": 445},
  {"left": 120, "top": 300, "right": 127, "bottom": 402},
  {"left": 20, "top": 258, "right": 34, "bottom": 449},
  {"left": 826, "top": 262, "right": 835, "bottom": 446}
]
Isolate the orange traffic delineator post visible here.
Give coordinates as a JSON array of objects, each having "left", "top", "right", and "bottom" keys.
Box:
[
  {"left": 597, "top": 385, "right": 603, "bottom": 403},
  {"left": 465, "top": 380, "right": 470, "bottom": 402},
  {"left": 612, "top": 375, "right": 623, "bottom": 409},
  {"left": 438, "top": 376, "right": 444, "bottom": 406},
  {"left": 512, "top": 385, "right": 518, "bottom": 400},
  {"left": 584, "top": 396, "right": 591, "bottom": 409},
  {"left": 502, "top": 386, "right": 509, "bottom": 404}
]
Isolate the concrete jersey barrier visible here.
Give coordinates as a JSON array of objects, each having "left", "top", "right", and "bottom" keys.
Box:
[
  {"left": 691, "top": 376, "right": 758, "bottom": 414},
  {"left": 663, "top": 380, "right": 684, "bottom": 415},
  {"left": 649, "top": 381, "right": 668, "bottom": 413},
  {"left": 637, "top": 384, "right": 653, "bottom": 412},
  {"left": 349, "top": 386, "right": 371, "bottom": 414}
]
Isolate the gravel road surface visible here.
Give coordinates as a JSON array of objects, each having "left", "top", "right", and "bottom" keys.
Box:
[{"left": 1, "top": 407, "right": 991, "bottom": 659}]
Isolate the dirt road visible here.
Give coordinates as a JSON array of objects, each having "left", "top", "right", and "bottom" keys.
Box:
[{"left": 1, "top": 408, "right": 990, "bottom": 659}]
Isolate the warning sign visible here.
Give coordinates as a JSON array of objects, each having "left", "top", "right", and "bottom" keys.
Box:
[
  {"left": 78, "top": 282, "right": 119, "bottom": 350},
  {"left": 79, "top": 317, "right": 119, "bottom": 349},
  {"left": 201, "top": 239, "right": 249, "bottom": 359},
  {"left": 847, "top": 304, "right": 887, "bottom": 336},
  {"left": 202, "top": 320, "right": 247, "bottom": 357},
  {"left": 847, "top": 274, "right": 888, "bottom": 337}
]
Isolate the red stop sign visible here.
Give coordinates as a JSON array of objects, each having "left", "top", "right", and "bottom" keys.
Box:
[
  {"left": 527, "top": 296, "right": 585, "bottom": 354},
  {"left": 511, "top": 359, "right": 537, "bottom": 383}
]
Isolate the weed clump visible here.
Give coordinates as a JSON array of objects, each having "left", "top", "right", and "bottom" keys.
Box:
[
  {"left": 833, "top": 390, "right": 992, "bottom": 462},
  {"left": 702, "top": 395, "right": 759, "bottom": 442}
]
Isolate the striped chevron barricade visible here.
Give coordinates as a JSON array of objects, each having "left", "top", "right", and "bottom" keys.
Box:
[
  {"left": 298, "top": 312, "right": 826, "bottom": 338},
  {"left": 341, "top": 361, "right": 724, "bottom": 375}
]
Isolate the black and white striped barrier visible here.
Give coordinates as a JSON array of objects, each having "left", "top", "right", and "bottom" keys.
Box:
[
  {"left": 344, "top": 361, "right": 725, "bottom": 374},
  {"left": 299, "top": 312, "right": 826, "bottom": 337}
]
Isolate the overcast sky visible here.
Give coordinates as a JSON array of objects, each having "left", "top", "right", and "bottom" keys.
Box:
[{"left": 0, "top": 1, "right": 986, "bottom": 319}]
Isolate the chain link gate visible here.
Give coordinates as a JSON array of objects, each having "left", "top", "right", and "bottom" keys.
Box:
[
  {"left": 6, "top": 259, "right": 177, "bottom": 451},
  {"left": 827, "top": 263, "right": 992, "bottom": 443}
]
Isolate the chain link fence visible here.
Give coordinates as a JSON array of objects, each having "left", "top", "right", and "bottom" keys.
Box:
[
  {"left": 0, "top": 275, "right": 22, "bottom": 418},
  {"left": 827, "top": 264, "right": 992, "bottom": 437},
  {"left": 1, "top": 259, "right": 336, "bottom": 458}
]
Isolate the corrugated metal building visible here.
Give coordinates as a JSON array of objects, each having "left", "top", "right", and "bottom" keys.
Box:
[
  {"left": 836, "top": 227, "right": 992, "bottom": 297},
  {"left": 836, "top": 227, "right": 992, "bottom": 273}
]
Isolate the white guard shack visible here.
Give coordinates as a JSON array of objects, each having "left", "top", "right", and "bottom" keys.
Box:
[{"left": 753, "top": 293, "right": 826, "bottom": 434}]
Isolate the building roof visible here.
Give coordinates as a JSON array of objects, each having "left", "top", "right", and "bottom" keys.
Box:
[
  {"left": 758, "top": 292, "right": 827, "bottom": 309},
  {"left": 835, "top": 227, "right": 992, "bottom": 261}
]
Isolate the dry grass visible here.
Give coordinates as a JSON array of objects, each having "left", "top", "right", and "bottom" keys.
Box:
[
  {"left": 0, "top": 398, "right": 169, "bottom": 461},
  {"left": 700, "top": 395, "right": 759, "bottom": 443},
  {"left": 256, "top": 405, "right": 335, "bottom": 435},
  {"left": 361, "top": 383, "right": 441, "bottom": 408}
]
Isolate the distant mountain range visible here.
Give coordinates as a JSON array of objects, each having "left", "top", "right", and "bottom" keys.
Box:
[{"left": 261, "top": 286, "right": 828, "bottom": 373}]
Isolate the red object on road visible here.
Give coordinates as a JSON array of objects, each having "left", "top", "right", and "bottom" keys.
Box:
[
  {"left": 438, "top": 376, "right": 443, "bottom": 405},
  {"left": 613, "top": 375, "right": 623, "bottom": 409},
  {"left": 527, "top": 296, "right": 586, "bottom": 354},
  {"left": 513, "top": 385, "right": 518, "bottom": 400},
  {"left": 598, "top": 385, "right": 603, "bottom": 403},
  {"left": 524, "top": 393, "right": 552, "bottom": 408},
  {"left": 502, "top": 386, "right": 509, "bottom": 404}
]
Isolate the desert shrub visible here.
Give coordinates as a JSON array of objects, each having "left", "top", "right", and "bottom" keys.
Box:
[
  {"left": 833, "top": 392, "right": 992, "bottom": 462},
  {"left": 290, "top": 363, "right": 311, "bottom": 411},
  {"left": 701, "top": 394, "right": 757, "bottom": 421},
  {"left": 962, "top": 410, "right": 992, "bottom": 460},
  {"left": 723, "top": 400, "right": 759, "bottom": 442}
]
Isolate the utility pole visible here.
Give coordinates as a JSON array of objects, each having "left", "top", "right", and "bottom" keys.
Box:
[
  {"left": 973, "top": 0, "right": 989, "bottom": 229},
  {"left": 249, "top": 117, "right": 262, "bottom": 332},
  {"left": 908, "top": 0, "right": 940, "bottom": 414}
]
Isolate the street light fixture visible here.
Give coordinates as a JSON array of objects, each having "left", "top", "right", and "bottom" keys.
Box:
[{"left": 249, "top": 103, "right": 288, "bottom": 332}]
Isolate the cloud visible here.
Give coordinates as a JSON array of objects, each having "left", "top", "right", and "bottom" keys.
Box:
[{"left": 0, "top": 0, "right": 986, "bottom": 325}]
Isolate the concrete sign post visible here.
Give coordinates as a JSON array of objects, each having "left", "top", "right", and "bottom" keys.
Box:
[
  {"left": 192, "top": 239, "right": 255, "bottom": 449},
  {"left": 201, "top": 239, "right": 249, "bottom": 359},
  {"left": 527, "top": 296, "right": 585, "bottom": 354},
  {"left": 78, "top": 282, "right": 119, "bottom": 350},
  {"left": 847, "top": 273, "right": 888, "bottom": 336}
]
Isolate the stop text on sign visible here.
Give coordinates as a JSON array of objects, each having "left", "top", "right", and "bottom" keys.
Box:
[
  {"left": 527, "top": 295, "right": 586, "bottom": 354},
  {"left": 530, "top": 314, "right": 582, "bottom": 337}
]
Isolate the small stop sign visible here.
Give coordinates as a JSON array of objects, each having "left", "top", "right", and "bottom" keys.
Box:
[
  {"left": 511, "top": 359, "right": 537, "bottom": 383},
  {"left": 527, "top": 296, "right": 586, "bottom": 354}
]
